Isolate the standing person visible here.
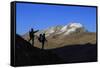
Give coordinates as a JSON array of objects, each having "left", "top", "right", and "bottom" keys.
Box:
[
  {"left": 38, "top": 33, "right": 47, "bottom": 49},
  {"left": 29, "top": 28, "right": 39, "bottom": 46}
]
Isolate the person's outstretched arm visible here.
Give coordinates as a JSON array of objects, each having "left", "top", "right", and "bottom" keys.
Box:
[{"left": 34, "top": 30, "right": 39, "bottom": 33}]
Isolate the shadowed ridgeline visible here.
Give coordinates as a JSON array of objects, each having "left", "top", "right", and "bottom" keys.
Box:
[
  {"left": 15, "top": 34, "right": 63, "bottom": 66},
  {"left": 14, "top": 34, "right": 97, "bottom": 67}
]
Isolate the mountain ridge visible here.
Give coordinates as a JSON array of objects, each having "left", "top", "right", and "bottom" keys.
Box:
[{"left": 36, "top": 23, "right": 86, "bottom": 36}]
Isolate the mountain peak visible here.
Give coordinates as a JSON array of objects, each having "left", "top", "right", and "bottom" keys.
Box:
[
  {"left": 57, "top": 23, "right": 85, "bottom": 35},
  {"left": 68, "top": 23, "right": 83, "bottom": 28}
]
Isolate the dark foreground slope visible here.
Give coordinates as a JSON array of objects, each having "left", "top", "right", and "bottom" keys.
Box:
[
  {"left": 14, "top": 34, "right": 97, "bottom": 67},
  {"left": 15, "top": 34, "right": 62, "bottom": 66},
  {"left": 51, "top": 43, "right": 97, "bottom": 63}
]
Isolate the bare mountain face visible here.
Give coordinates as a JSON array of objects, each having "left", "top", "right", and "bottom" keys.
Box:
[{"left": 22, "top": 23, "right": 96, "bottom": 49}]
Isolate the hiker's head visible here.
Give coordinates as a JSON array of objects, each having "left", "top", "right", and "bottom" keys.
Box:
[
  {"left": 43, "top": 33, "right": 45, "bottom": 36},
  {"left": 39, "top": 34, "right": 42, "bottom": 36},
  {"left": 31, "top": 28, "right": 33, "bottom": 31}
]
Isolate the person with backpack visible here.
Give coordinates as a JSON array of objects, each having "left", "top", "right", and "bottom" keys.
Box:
[{"left": 38, "top": 33, "right": 47, "bottom": 49}]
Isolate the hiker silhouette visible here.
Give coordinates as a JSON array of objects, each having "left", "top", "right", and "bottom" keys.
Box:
[
  {"left": 29, "top": 28, "right": 39, "bottom": 46},
  {"left": 38, "top": 33, "right": 47, "bottom": 49}
]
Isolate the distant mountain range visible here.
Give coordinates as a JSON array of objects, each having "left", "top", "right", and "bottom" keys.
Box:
[{"left": 22, "top": 23, "right": 96, "bottom": 49}]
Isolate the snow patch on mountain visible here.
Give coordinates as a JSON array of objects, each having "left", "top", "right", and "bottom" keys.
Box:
[
  {"left": 57, "top": 23, "right": 84, "bottom": 35},
  {"left": 69, "top": 23, "right": 83, "bottom": 28},
  {"left": 63, "top": 23, "right": 84, "bottom": 35},
  {"left": 64, "top": 27, "right": 77, "bottom": 35},
  {"left": 60, "top": 25, "right": 68, "bottom": 32}
]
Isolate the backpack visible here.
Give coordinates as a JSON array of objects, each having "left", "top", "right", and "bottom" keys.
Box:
[{"left": 38, "top": 35, "right": 42, "bottom": 42}]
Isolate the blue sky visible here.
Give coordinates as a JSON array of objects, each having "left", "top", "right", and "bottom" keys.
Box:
[{"left": 16, "top": 3, "right": 97, "bottom": 35}]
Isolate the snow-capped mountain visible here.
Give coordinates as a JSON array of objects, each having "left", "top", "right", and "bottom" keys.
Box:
[
  {"left": 59, "top": 23, "right": 83, "bottom": 33},
  {"left": 36, "top": 23, "right": 86, "bottom": 37},
  {"left": 61, "top": 23, "right": 85, "bottom": 35}
]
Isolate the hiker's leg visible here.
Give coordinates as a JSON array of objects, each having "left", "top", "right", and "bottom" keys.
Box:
[
  {"left": 42, "top": 42, "right": 43, "bottom": 49},
  {"left": 42, "top": 42, "right": 44, "bottom": 49},
  {"left": 32, "top": 38, "right": 34, "bottom": 46}
]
